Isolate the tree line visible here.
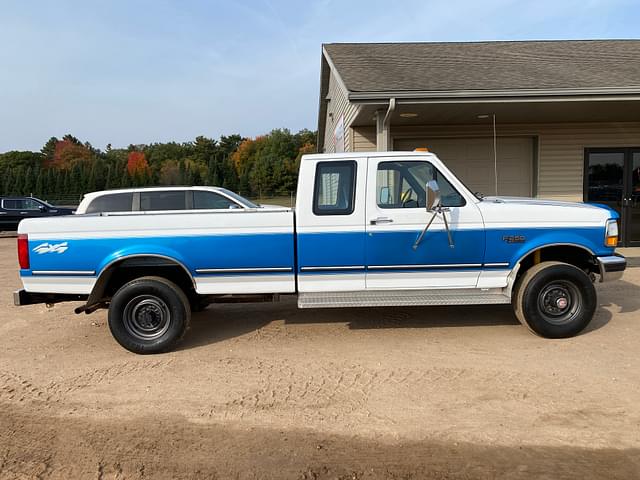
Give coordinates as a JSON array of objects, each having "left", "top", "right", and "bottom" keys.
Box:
[{"left": 0, "top": 129, "right": 316, "bottom": 203}]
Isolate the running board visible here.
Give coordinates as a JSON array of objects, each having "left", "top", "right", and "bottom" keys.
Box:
[{"left": 298, "top": 289, "right": 511, "bottom": 309}]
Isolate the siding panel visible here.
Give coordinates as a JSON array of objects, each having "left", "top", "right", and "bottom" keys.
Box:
[
  {"left": 352, "top": 122, "right": 640, "bottom": 201},
  {"left": 323, "top": 70, "right": 359, "bottom": 153}
]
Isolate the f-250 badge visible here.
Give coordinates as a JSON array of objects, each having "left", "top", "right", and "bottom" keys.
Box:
[{"left": 502, "top": 235, "right": 525, "bottom": 244}]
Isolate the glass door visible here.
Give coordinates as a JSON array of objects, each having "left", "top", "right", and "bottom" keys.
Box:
[
  {"left": 628, "top": 150, "right": 640, "bottom": 245},
  {"left": 585, "top": 148, "right": 640, "bottom": 246}
]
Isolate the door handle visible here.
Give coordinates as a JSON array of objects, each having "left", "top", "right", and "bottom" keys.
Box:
[{"left": 370, "top": 217, "right": 393, "bottom": 225}]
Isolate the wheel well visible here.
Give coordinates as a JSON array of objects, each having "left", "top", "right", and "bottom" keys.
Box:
[
  {"left": 87, "top": 256, "right": 196, "bottom": 306},
  {"left": 516, "top": 245, "right": 597, "bottom": 280}
]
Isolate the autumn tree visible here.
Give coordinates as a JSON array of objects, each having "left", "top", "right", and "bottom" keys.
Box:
[
  {"left": 127, "top": 151, "right": 149, "bottom": 176},
  {"left": 0, "top": 129, "right": 316, "bottom": 202}
]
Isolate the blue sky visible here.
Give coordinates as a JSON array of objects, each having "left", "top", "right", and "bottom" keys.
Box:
[{"left": 1, "top": 0, "right": 639, "bottom": 152}]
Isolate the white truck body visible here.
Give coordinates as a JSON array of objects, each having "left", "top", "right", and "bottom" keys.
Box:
[{"left": 15, "top": 151, "right": 626, "bottom": 352}]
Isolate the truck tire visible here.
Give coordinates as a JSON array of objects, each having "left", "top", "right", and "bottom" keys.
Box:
[
  {"left": 513, "top": 261, "right": 596, "bottom": 338},
  {"left": 108, "top": 276, "right": 191, "bottom": 354}
]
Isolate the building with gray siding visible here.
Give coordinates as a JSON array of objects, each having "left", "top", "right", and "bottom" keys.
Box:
[{"left": 317, "top": 40, "right": 640, "bottom": 245}]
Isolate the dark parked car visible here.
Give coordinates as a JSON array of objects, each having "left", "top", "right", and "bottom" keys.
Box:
[{"left": 0, "top": 197, "right": 74, "bottom": 231}]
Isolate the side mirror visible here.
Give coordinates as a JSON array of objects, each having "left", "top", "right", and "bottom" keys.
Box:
[
  {"left": 425, "top": 180, "right": 441, "bottom": 211},
  {"left": 38, "top": 205, "right": 47, "bottom": 212}
]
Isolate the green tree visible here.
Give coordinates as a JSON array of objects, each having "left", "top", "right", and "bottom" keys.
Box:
[
  {"left": 34, "top": 169, "right": 44, "bottom": 197},
  {"left": 41, "top": 137, "right": 58, "bottom": 162},
  {"left": 23, "top": 167, "right": 34, "bottom": 195},
  {"left": 2, "top": 168, "right": 13, "bottom": 195}
]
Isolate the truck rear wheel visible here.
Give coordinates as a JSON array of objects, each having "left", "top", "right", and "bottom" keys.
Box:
[
  {"left": 108, "top": 276, "right": 191, "bottom": 354},
  {"left": 513, "top": 261, "right": 596, "bottom": 338}
]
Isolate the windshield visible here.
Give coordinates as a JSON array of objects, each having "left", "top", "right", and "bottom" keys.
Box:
[
  {"left": 34, "top": 198, "right": 55, "bottom": 208},
  {"left": 456, "top": 177, "right": 484, "bottom": 200},
  {"left": 217, "top": 188, "right": 259, "bottom": 208}
]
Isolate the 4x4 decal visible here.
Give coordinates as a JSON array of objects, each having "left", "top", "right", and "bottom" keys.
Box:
[{"left": 33, "top": 242, "right": 69, "bottom": 254}]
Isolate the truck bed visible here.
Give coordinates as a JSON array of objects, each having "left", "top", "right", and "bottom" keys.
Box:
[{"left": 19, "top": 208, "right": 296, "bottom": 295}]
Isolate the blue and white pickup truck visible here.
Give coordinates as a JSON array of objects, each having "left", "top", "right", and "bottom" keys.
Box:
[{"left": 15, "top": 151, "right": 626, "bottom": 353}]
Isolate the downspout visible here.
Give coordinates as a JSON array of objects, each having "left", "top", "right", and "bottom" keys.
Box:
[
  {"left": 376, "top": 97, "right": 396, "bottom": 151},
  {"left": 384, "top": 97, "right": 396, "bottom": 130}
]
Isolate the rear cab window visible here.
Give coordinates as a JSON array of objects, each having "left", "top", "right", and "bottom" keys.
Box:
[
  {"left": 313, "top": 161, "right": 356, "bottom": 215},
  {"left": 140, "top": 191, "right": 187, "bottom": 211},
  {"left": 85, "top": 193, "right": 134, "bottom": 214}
]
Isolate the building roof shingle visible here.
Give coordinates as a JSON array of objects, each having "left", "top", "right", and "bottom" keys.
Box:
[{"left": 323, "top": 40, "right": 640, "bottom": 94}]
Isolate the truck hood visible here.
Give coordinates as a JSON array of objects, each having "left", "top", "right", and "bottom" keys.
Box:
[{"left": 477, "top": 196, "right": 617, "bottom": 227}]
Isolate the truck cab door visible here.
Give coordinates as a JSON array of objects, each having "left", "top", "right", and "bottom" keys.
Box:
[
  {"left": 365, "top": 156, "right": 485, "bottom": 289},
  {"left": 296, "top": 158, "right": 367, "bottom": 292}
]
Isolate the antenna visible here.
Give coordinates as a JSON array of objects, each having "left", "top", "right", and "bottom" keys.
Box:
[
  {"left": 492, "top": 113, "right": 498, "bottom": 196},
  {"left": 478, "top": 114, "right": 498, "bottom": 196}
]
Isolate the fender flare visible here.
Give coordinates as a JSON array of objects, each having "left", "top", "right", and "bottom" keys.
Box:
[
  {"left": 85, "top": 253, "right": 196, "bottom": 307},
  {"left": 511, "top": 242, "right": 596, "bottom": 269},
  {"left": 503, "top": 243, "right": 597, "bottom": 300}
]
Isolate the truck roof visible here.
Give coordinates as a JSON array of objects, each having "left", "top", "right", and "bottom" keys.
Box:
[
  {"left": 301, "top": 151, "right": 436, "bottom": 161},
  {"left": 80, "top": 185, "right": 227, "bottom": 202}
]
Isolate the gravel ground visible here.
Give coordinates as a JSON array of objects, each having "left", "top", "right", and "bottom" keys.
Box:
[{"left": 1, "top": 236, "right": 639, "bottom": 479}]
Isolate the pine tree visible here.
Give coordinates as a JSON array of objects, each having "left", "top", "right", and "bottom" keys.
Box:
[
  {"left": 62, "top": 170, "right": 70, "bottom": 199},
  {"left": 34, "top": 169, "right": 44, "bottom": 197},
  {"left": 45, "top": 169, "right": 55, "bottom": 198},
  {"left": 0, "top": 168, "right": 9, "bottom": 195},
  {"left": 69, "top": 164, "right": 82, "bottom": 196},
  {"left": 13, "top": 166, "right": 25, "bottom": 195}
]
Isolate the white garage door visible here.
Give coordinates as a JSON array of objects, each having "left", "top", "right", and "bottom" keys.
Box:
[{"left": 394, "top": 137, "right": 534, "bottom": 197}]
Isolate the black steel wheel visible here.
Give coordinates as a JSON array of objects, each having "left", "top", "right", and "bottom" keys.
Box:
[
  {"left": 513, "top": 261, "right": 596, "bottom": 338},
  {"left": 108, "top": 276, "right": 191, "bottom": 354},
  {"left": 123, "top": 295, "right": 172, "bottom": 341}
]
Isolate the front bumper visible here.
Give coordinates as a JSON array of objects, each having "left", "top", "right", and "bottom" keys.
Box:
[{"left": 596, "top": 254, "right": 627, "bottom": 282}]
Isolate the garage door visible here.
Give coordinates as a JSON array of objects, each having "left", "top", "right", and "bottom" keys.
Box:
[{"left": 394, "top": 137, "right": 534, "bottom": 197}]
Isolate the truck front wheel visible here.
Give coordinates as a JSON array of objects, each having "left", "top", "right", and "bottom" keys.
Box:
[
  {"left": 108, "top": 276, "right": 191, "bottom": 354},
  {"left": 513, "top": 261, "right": 596, "bottom": 338}
]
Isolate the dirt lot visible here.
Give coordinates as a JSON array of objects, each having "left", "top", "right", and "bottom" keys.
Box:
[{"left": 1, "top": 237, "right": 640, "bottom": 479}]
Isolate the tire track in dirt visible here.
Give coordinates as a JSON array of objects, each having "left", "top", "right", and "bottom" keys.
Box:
[
  {"left": 191, "top": 356, "right": 640, "bottom": 443},
  {"left": 45, "top": 358, "right": 172, "bottom": 396},
  {"left": 196, "top": 357, "right": 535, "bottom": 426},
  {"left": 0, "top": 359, "right": 173, "bottom": 408},
  {"left": 0, "top": 369, "right": 59, "bottom": 405}
]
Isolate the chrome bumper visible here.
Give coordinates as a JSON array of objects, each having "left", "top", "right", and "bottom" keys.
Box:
[{"left": 597, "top": 254, "right": 627, "bottom": 283}]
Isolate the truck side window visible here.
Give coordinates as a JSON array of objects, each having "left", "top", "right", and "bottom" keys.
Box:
[
  {"left": 377, "top": 161, "right": 465, "bottom": 208},
  {"left": 140, "top": 191, "right": 187, "bottom": 211},
  {"left": 85, "top": 193, "right": 134, "bottom": 214},
  {"left": 193, "top": 191, "right": 239, "bottom": 209},
  {"left": 313, "top": 161, "right": 356, "bottom": 215}
]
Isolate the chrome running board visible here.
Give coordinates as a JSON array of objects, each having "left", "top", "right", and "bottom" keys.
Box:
[{"left": 298, "top": 289, "right": 510, "bottom": 309}]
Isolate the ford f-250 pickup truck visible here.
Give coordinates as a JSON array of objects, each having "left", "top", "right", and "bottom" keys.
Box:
[{"left": 14, "top": 151, "right": 626, "bottom": 353}]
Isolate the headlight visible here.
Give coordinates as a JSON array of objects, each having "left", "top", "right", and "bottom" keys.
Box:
[{"left": 605, "top": 219, "right": 618, "bottom": 247}]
